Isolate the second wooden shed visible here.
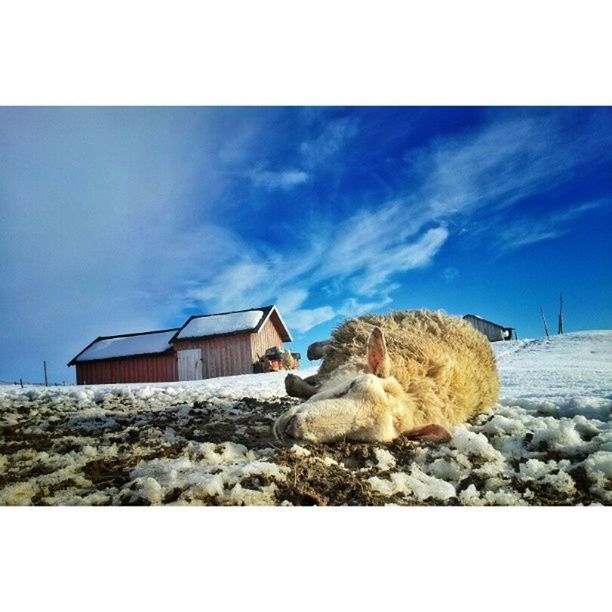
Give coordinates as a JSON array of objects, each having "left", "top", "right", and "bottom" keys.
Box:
[
  {"left": 170, "top": 306, "right": 292, "bottom": 380},
  {"left": 463, "top": 314, "right": 516, "bottom": 342}
]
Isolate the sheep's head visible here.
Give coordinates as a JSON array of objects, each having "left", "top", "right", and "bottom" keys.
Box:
[{"left": 274, "top": 327, "right": 409, "bottom": 444}]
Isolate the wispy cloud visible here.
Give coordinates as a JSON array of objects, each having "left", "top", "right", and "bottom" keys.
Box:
[
  {"left": 2, "top": 107, "right": 610, "bottom": 381},
  {"left": 0, "top": 108, "right": 264, "bottom": 378},
  {"left": 247, "top": 166, "right": 309, "bottom": 190},
  {"left": 338, "top": 296, "right": 393, "bottom": 318},
  {"left": 185, "top": 262, "right": 270, "bottom": 307},
  {"left": 441, "top": 267, "right": 459, "bottom": 282},
  {"left": 494, "top": 199, "right": 610, "bottom": 251},
  {"left": 186, "top": 203, "right": 449, "bottom": 333},
  {"left": 246, "top": 115, "right": 359, "bottom": 191},
  {"left": 300, "top": 116, "right": 359, "bottom": 168},
  {"left": 186, "top": 111, "right": 611, "bottom": 334},
  {"left": 284, "top": 306, "right": 337, "bottom": 334},
  {"left": 404, "top": 111, "right": 612, "bottom": 239}
]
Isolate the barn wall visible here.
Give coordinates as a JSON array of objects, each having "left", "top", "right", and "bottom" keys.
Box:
[
  {"left": 76, "top": 353, "right": 177, "bottom": 385},
  {"left": 250, "top": 316, "right": 285, "bottom": 362},
  {"left": 464, "top": 317, "right": 505, "bottom": 342},
  {"left": 173, "top": 334, "right": 254, "bottom": 378}
]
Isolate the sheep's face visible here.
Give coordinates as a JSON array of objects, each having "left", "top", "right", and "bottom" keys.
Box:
[{"left": 274, "top": 327, "right": 409, "bottom": 443}]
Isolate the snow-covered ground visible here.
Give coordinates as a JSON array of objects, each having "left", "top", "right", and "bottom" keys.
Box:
[{"left": 0, "top": 331, "right": 610, "bottom": 505}]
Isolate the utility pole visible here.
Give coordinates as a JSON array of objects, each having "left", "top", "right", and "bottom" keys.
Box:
[
  {"left": 43, "top": 360, "right": 48, "bottom": 386},
  {"left": 540, "top": 306, "right": 550, "bottom": 338},
  {"left": 558, "top": 293, "right": 564, "bottom": 334}
]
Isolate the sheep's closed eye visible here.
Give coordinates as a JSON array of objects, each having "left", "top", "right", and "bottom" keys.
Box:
[{"left": 332, "top": 380, "right": 358, "bottom": 399}]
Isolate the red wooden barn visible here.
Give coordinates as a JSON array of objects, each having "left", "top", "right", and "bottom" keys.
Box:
[{"left": 67, "top": 305, "right": 294, "bottom": 385}]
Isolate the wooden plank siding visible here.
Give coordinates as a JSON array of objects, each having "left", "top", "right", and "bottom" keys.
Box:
[
  {"left": 250, "top": 315, "right": 285, "bottom": 362},
  {"left": 76, "top": 353, "right": 177, "bottom": 385},
  {"left": 463, "top": 315, "right": 510, "bottom": 342},
  {"left": 173, "top": 334, "right": 254, "bottom": 379}
]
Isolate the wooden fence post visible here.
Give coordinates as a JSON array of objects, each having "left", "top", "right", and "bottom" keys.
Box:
[
  {"left": 540, "top": 306, "right": 550, "bottom": 338},
  {"left": 558, "top": 293, "right": 564, "bottom": 334}
]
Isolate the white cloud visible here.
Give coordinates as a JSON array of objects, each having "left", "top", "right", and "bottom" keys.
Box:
[
  {"left": 405, "top": 111, "right": 612, "bottom": 238},
  {"left": 4, "top": 108, "right": 608, "bottom": 380},
  {"left": 188, "top": 201, "right": 449, "bottom": 332},
  {"left": 248, "top": 166, "right": 309, "bottom": 190},
  {"left": 196, "top": 114, "right": 609, "bottom": 337},
  {"left": 494, "top": 199, "right": 610, "bottom": 252},
  {"left": 275, "top": 288, "right": 337, "bottom": 333},
  {"left": 187, "top": 113, "right": 612, "bottom": 335},
  {"left": 245, "top": 115, "right": 358, "bottom": 194},
  {"left": 184, "top": 261, "right": 271, "bottom": 312},
  {"left": 275, "top": 288, "right": 308, "bottom": 314},
  {"left": 349, "top": 226, "right": 449, "bottom": 295},
  {"left": 338, "top": 296, "right": 393, "bottom": 318},
  {"left": 441, "top": 267, "right": 459, "bottom": 282},
  {"left": 309, "top": 203, "right": 447, "bottom": 296},
  {"left": 300, "top": 116, "right": 359, "bottom": 168},
  {"left": 284, "top": 306, "right": 337, "bottom": 333},
  {"left": 0, "top": 108, "right": 263, "bottom": 380}
]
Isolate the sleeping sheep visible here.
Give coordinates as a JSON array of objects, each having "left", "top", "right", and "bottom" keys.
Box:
[{"left": 274, "top": 309, "right": 500, "bottom": 444}]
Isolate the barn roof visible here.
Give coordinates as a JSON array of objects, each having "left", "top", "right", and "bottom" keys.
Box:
[
  {"left": 463, "top": 314, "right": 513, "bottom": 330},
  {"left": 67, "top": 328, "right": 178, "bottom": 365},
  {"left": 171, "top": 305, "right": 292, "bottom": 343},
  {"left": 68, "top": 305, "right": 293, "bottom": 366}
]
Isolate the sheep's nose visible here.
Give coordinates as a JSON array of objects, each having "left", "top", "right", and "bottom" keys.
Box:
[
  {"left": 273, "top": 411, "right": 302, "bottom": 444},
  {"left": 284, "top": 415, "right": 300, "bottom": 439}
]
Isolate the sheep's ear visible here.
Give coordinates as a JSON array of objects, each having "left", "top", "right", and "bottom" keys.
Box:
[
  {"left": 367, "top": 327, "right": 391, "bottom": 378},
  {"left": 402, "top": 424, "right": 451, "bottom": 443}
]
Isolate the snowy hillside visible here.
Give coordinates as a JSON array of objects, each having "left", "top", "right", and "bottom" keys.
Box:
[
  {"left": 493, "top": 330, "right": 611, "bottom": 420},
  {"left": 0, "top": 331, "right": 610, "bottom": 505}
]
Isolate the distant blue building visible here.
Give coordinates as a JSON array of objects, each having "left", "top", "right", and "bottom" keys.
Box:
[{"left": 463, "top": 314, "right": 516, "bottom": 342}]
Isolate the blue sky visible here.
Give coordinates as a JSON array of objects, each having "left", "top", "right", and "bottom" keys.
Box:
[{"left": 1, "top": 107, "right": 611, "bottom": 383}]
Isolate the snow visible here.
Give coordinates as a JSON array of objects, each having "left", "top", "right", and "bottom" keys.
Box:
[
  {"left": 290, "top": 444, "right": 311, "bottom": 457},
  {"left": 125, "top": 442, "right": 290, "bottom": 505},
  {"left": 1, "top": 330, "right": 611, "bottom": 506},
  {"left": 373, "top": 448, "right": 396, "bottom": 471},
  {"left": 450, "top": 425, "right": 506, "bottom": 462},
  {"left": 75, "top": 329, "right": 176, "bottom": 362},
  {"left": 177, "top": 310, "right": 264, "bottom": 340},
  {"left": 492, "top": 331, "right": 611, "bottom": 420},
  {"left": 0, "top": 368, "right": 317, "bottom": 410},
  {"left": 368, "top": 466, "right": 456, "bottom": 501}
]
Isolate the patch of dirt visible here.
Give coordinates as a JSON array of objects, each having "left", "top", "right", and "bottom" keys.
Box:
[
  {"left": 0, "top": 426, "right": 58, "bottom": 454},
  {"left": 31, "top": 479, "right": 82, "bottom": 505},
  {"left": 271, "top": 442, "right": 425, "bottom": 506},
  {"left": 273, "top": 449, "right": 383, "bottom": 506},
  {"left": 1, "top": 390, "right": 609, "bottom": 506},
  {"left": 83, "top": 458, "right": 138, "bottom": 489},
  {"left": 162, "top": 396, "right": 299, "bottom": 449}
]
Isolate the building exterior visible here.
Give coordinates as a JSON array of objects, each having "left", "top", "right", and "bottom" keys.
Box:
[
  {"left": 463, "top": 314, "right": 516, "bottom": 342},
  {"left": 170, "top": 307, "right": 291, "bottom": 380},
  {"left": 69, "top": 328, "right": 178, "bottom": 385},
  {"left": 68, "top": 305, "right": 293, "bottom": 385}
]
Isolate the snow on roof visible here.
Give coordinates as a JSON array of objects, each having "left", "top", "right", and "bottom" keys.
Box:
[
  {"left": 176, "top": 310, "right": 264, "bottom": 340},
  {"left": 75, "top": 329, "right": 177, "bottom": 362},
  {"left": 69, "top": 306, "right": 292, "bottom": 366}
]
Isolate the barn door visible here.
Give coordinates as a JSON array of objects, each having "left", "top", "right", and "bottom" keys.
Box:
[{"left": 177, "top": 349, "right": 203, "bottom": 381}]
